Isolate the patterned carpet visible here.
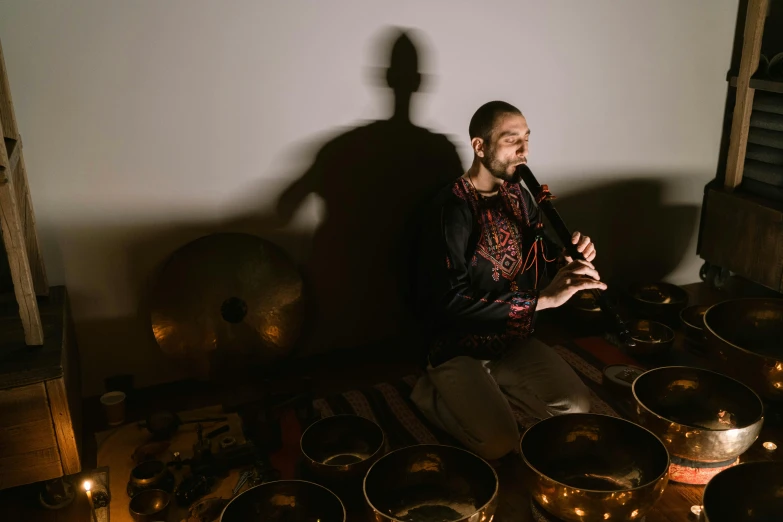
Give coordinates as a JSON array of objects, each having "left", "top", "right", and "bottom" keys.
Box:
[{"left": 312, "top": 336, "right": 640, "bottom": 451}]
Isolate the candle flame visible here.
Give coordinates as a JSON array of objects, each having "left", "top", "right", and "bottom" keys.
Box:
[{"left": 83, "top": 480, "right": 92, "bottom": 492}]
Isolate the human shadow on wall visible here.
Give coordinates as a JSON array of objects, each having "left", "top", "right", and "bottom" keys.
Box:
[
  {"left": 270, "top": 28, "right": 464, "bottom": 359},
  {"left": 548, "top": 177, "right": 700, "bottom": 288},
  {"left": 70, "top": 28, "right": 465, "bottom": 396}
]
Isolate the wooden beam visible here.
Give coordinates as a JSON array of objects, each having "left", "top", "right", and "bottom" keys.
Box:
[
  {"left": 0, "top": 38, "right": 49, "bottom": 298},
  {"left": 12, "top": 151, "right": 49, "bottom": 296},
  {"left": 0, "top": 39, "right": 19, "bottom": 140},
  {"left": 725, "top": 0, "right": 768, "bottom": 190},
  {"left": 45, "top": 378, "right": 81, "bottom": 475},
  {"left": 0, "top": 122, "right": 43, "bottom": 345},
  {"left": 4, "top": 138, "right": 18, "bottom": 174}
]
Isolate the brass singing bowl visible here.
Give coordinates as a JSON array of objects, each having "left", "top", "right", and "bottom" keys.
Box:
[
  {"left": 629, "top": 282, "right": 688, "bottom": 309},
  {"left": 703, "top": 298, "right": 783, "bottom": 402},
  {"left": 363, "top": 444, "right": 498, "bottom": 522},
  {"left": 632, "top": 366, "right": 764, "bottom": 463},
  {"left": 220, "top": 480, "right": 346, "bottom": 522},
  {"left": 129, "top": 460, "right": 168, "bottom": 489},
  {"left": 129, "top": 489, "right": 171, "bottom": 522},
  {"left": 679, "top": 305, "right": 710, "bottom": 345},
  {"left": 702, "top": 461, "right": 783, "bottom": 522},
  {"left": 626, "top": 319, "right": 674, "bottom": 357},
  {"left": 300, "top": 414, "right": 385, "bottom": 481},
  {"left": 566, "top": 290, "right": 620, "bottom": 325},
  {"left": 520, "top": 413, "right": 669, "bottom": 522}
]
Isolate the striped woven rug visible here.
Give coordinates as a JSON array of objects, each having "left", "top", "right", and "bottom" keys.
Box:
[{"left": 312, "top": 337, "right": 640, "bottom": 451}]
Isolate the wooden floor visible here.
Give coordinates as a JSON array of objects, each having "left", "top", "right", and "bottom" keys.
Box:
[{"left": 0, "top": 277, "right": 781, "bottom": 521}]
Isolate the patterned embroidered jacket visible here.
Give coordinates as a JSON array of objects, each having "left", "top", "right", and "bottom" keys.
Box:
[{"left": 415, "top": 177, "right": 561, "bottom": 366}]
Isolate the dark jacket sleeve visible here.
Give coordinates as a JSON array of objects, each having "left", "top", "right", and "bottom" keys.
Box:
[{"left": 418, "top": 195, "right": 538, "bottom": 337}]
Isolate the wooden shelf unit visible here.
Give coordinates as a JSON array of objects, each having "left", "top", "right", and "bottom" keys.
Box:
[
  {"left": 0, "top": 38, "right": 82, "bottom": 489},
  {"left": 697, "top": 0, "right": 783, "bottom": 293}
]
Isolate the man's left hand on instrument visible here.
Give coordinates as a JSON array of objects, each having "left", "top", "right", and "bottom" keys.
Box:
[{"left": 564, "top": 231, "right": 596, "bottom": 263}]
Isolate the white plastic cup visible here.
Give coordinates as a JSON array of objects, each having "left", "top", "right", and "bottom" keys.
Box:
[{"left": 100, "top": 391, "right": 126, "bottom": 426}]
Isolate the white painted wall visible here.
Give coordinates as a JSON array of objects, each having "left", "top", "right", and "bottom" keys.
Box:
[{"left": 0, "top": 0, "right": 739, "bottom": 396}]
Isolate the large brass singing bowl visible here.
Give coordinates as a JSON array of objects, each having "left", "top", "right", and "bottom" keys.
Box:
[
  {"left": 363, "top": 444, "right": 498, "bottom": 522},
  {"left": 300, "top": 414, "right": 385, "bottom": 481},
  {"left": 220, "top": 480, "right": 346, "bottom": 522},
  {"left": 702, "top": 461, "right": 783, "bottom": 522},
  {"left": 632, "top": 366, "right": 764, "bottom": 463},
  {"left": 703, "top": 298, "right": 783, "bottom": 402},
  {"left": 520, "top": 413, "right": 669, "bottom": 522}
]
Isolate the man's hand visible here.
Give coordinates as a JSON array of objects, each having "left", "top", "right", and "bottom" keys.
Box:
[
  {"left": 537, "top": 259, "right": 607, "bottom": 310},
  {"left": 564, "top": 231, "right": 596, "bottom": 263}
]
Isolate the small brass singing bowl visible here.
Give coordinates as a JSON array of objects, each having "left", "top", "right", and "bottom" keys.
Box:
[
  {"left": 632, "top": 366, "right": 764, "bottom": 463},
  {"left": 702, "top": 461, "right": 783, "bottom": 522},
  {"left": 626, "top": 319, "right": 675, "bottom": 357},
  {"left": 679, "top": 305, "right": 710, "bottom": 345},
  {"left": 629, "top": 282, "right": 688, "bottom": 308},
  {"left": 363, "top": 444, "right": 498, "bottom": 522},
  {"left": 129, "top": 489, "right": 170, "bottom": 522},
  {"left": 566, "top": 290, "right": 619, "bottom": 325},
  {"left": 704, "top": 298, "right": 783, "bottom": 403},
  {"left": 219, "top": 480, "right": 346, "bottom": 522},
  {"left": 520, "top": 413, "right": 669, "bottom": 522},
  {"left": 629, "top": 282, "right": 689, "bottom": 324},
  {"left": 300, "top": 414, "right": 385, "bottom": 481}
]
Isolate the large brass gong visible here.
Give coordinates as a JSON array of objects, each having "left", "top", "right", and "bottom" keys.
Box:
[{"left": 150, "top": 233, "right": 304, "bottom": 361}]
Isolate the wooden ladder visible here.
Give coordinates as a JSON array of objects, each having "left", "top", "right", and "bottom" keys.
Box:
[{"left": 0, "top": 38, "right": 49, "bottom": 345}]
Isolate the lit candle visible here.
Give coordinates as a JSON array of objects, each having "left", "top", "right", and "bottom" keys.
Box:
[
  {"left": 763, "top": 441, "right": 777, "bottom": 451},
  {"left": 83, "top": 480, "right": 98, "bottom": 522}
]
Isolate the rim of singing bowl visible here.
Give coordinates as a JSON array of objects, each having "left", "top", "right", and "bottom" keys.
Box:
[
  {"left": 679, "top": 305, "right": 709, "bottom": 331},
  {"left": 129, "top": 489, "right": 170, "bottom": 518},
  {"left": 362, "top": 443, "right": 499, "bottom": 522},
  {"left": 299, "top": 414, "right": 385, "bottom": 468},
  {"left": 702, "top": 460, "right": 783, "bottom": 522},
  {"left": 219, "top": 480, "right": 346, "bottom": 522},
  {"left": 627, "top": 319, "right": 676, "bottom": 344},
  {"left": 632, "top": 366, "right": 765, "bottom": 432},
  {"left": 519, "top": 413, "right": 671, "bottom": 494},
  {"left": 703, "top": 298, "right": 783, "bottom": 358},
  {"left": 629, "top": 282, "right": 689, "bottom": 306}
]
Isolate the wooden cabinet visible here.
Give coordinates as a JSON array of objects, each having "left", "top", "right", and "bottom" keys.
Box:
[
  {"left": 0, "top": 287, "right": 82, "bottom": 490},
  {"left": 698, "top": 0, "right": 783, "bottom": 292},
  {"left": 699, "top": 182, "right": 783, "bottom": 290}
]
